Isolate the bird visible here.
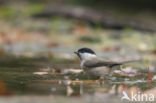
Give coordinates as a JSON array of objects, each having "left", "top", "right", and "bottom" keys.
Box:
[{"left": 74, "top": 47, "right": 138, "bottom": 77}]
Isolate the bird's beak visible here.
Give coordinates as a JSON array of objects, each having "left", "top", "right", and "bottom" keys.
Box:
[{"left": 74, "top": 51, "right": 78, "bottom": 54}]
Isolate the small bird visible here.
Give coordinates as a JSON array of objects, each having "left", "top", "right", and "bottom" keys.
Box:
[{"left": 74, "top": 47, "right": 138, "bottom": 77}]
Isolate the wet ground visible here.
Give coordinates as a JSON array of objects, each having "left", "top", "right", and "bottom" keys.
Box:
[{"left": 0, "top": 51, "right": 156, "bottom": 103}]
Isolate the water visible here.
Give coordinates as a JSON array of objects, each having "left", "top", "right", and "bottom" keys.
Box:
[{"left": 0, "top": 55, "right": 156, "bottom": 97}]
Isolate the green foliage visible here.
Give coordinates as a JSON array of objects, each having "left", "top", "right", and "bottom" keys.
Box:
[
  {"left": 79, "top": 36, "right": 101, "bottom": 43},
  {"left": 50, "top": 17, "right": 76, "bottom": 33},
  {"left": 0, "top": 7, "right": 16, "bottom": 19},
  {"left": 23, "top": 3, "right": 45, "bottom": 16}
]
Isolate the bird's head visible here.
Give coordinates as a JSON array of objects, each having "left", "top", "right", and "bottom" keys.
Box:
[{"left": 74, "top": 47, "right": 97, "bottom": 61}]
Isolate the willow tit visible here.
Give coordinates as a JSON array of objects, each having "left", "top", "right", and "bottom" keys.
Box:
[{"left": 74, "top": 47, "right": 137, "bottom": 77}]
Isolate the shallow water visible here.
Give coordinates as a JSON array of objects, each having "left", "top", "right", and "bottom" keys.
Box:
[{"left": 0, "top": 55, "right": 156, "bottom": 97}]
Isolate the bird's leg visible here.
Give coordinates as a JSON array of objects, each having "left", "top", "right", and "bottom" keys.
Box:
[
  {"left": 109, "top": 71, "right": 114, "bottom": 77},
  {"left": 98, "top": 76, "right": 105, "bottom": 85}
]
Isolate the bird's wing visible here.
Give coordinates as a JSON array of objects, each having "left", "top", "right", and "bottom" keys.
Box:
[{"left": 83, "top": 58, "right": 122, "bottom": 68}]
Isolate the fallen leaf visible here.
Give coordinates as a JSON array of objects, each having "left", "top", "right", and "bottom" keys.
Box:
[
  {"left": 38, "top": 79, "right": 97, "bottom": 85},
  {"left": 114, "top": 68, "right": 146, "bottom": 77},
  {"left": 117, "top": 84, "right": 128, "bottom": 95},
  {"left": 73, "top": 24, "right": 90, "bottom": 36},
  {"left": 152, "top": 75, "right": 156, "bottom": 81},
  {"left": 121, "top": 67, "right": 137, "bottom": 73},
  {"left": 0, "top": 80, "right": 12, "bottom": 96},
  {"left": 47, "top": 42, "right": 59, "bottom": 47},
  {"left": 0, "top": 48, "right": 4, "bottom": 55},
  {"left": 62, "top": 69, "right": 83, "bottom": 74},
  {"left": 103, "top": 46, "right": 121, "bottom": 52},
  {"left": 66, "top": 85, "right": 73, "bottom": 96},
  {"left": 0, "top": 80, "right": 6, "bottom": 95},
  {"left": 53, "top": 67, "right": 62, "bottom": 73},
  {"left": 33, "top": 72, "right": 48, "bottom": 75},
  {"left": 115, "top": 67, "right": 147, "bottom": 77},
  {"left": 147, "top": 66, "right": 152, "bottom": 86}
]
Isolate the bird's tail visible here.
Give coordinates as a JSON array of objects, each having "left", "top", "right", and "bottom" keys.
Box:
[{"left": 120, "top": 59, "right": 142, "bottom": 64}]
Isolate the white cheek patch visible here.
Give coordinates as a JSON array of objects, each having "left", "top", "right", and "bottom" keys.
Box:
[{"left": 79, "top": 53, "right": 96, "bottom": 60}]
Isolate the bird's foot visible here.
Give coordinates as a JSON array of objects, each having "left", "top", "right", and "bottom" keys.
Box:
[{"left": 98, "top": 76, "right": 105, "bottom": 85}]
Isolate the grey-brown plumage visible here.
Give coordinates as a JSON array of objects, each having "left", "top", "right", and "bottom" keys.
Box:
[
  {"left": 74, "top": 47, "right": 139, "bottom": 77},
  {"left": 81, "top": 57, "right": 121, "bottom": 76}
]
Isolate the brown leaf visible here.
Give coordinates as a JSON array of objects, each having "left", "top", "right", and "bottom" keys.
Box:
[
  {"left": 103, "top": 46, "right": 121, "bottom": 52},
  {"left": 0, "top": 80, "right": 12, "bottom": 96},
  {"left": 33, "top": 72, "right": 48, "bottom": 75},
  {"left": 73, "top": 24, "right": 90, "bottom": 36},
  {"left": 147, "top": 66, "right": 152, "bottom": 86},
  {"left": 117, "top": 84, "right": 128, "bottom": 94},
  {"left": 62, "top": 69, "right": 82, "bottom": 74},
  {"left": 47, "top": 42, "right": 59, "bottom": 47},
  {"left": 66, "top": 85, "right": 73, "bottom": 96}
]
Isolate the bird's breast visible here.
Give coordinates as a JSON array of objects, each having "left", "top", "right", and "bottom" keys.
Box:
[{"left": 82, "top": 66, "right": 111, "bottom": 77}]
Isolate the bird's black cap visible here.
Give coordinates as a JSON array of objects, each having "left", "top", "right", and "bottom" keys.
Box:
[{"left": 76, "top": 47, "right": 96, "bottom": 54}]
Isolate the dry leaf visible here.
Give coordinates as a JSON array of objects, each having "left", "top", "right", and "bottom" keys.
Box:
[
  {"left": 118, "top": 84, "right": 128, "bottom": 94},
  {"left": 152, "top": 75, "right": 156, "bottom": 81},
  {"left": 0, "top": 80, "right": 12, "bottom": 96},
  {"left": 47, "top": 42, "right": 59, "bottom": 47},
  {"left": 33, "top": 72, "right": 48, "bottom": 75},
  {"left": 63, "top": 69, "right": 82, "bottom": 74},
  {"left": 147, "top": 66, "right": 152, "bottom": 86},
  {"left": 121, "top": 67, "right": 137, "bottom": 73},
  {"left": 73, "top": 24, "right": 90, "bottom": 36},
  {"left": 53, "top": 67, "right": 62, "bottom": 73},
  {"left": 103, "top": 46, "right": 121, "bottom": 52},
  {"left": 0, "top": 80, "right": 6, "bottom": 95},
  {"left": 66, "top": 85, "right": 74, "bottom": 96}
]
